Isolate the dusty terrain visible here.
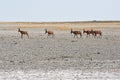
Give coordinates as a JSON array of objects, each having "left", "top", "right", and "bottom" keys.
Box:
[{"left": 0, "top": 21, "right": 120, "bottom": 80}]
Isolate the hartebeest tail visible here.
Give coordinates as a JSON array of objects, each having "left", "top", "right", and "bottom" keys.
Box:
[
  {"left": 18, "top": 28, "right": 29, "bottom": 38},
  {"left": 45, "top": 29, "right": 54, "bottom": 38},
  {"left": 71, "top": 29, "right": 82, "bottom": 38}
]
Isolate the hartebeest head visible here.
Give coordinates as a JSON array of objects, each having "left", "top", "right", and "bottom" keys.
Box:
[
  {"left": 83, "top": 29, "right": 86, "bottom": 34},
  {"left": 45, "top": 29, "right": 47, "bottom": 34},
  {"left": 71, "top": 28, "right": 73, "bottom": 34}
]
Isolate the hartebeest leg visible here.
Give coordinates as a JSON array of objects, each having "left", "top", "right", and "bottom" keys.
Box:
[
  {"left": 21, "top": 34, "right": 23, "bottom": 38},
  {"left": 99, "top": 34, "right": 102, "bottom": 38},
  {"left": 47, "top": 34, "right": 50, "bottom": 38},
  {"left": 87, "top": 34, "right": 89, "bottom": 38},
  {"left": 74, "top": 35, "right": 76, "bottom": 38},
  {"left": 77, "top": 35, "right": 78, "bottom": 38},
  {"left": 80, "top": 34, "right": 82, "bottom": 38},
  {"left": 27, "top": 34, "right": 29, "bottom": 38},
  {"left": 100, "top": 33, "right": 102, "bottom": 38}
]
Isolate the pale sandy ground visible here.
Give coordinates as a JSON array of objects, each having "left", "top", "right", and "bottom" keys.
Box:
[{"left": 0, "top": 22, "right": 120, "bottom": 80}]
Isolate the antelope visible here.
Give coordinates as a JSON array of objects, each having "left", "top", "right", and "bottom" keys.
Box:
[
  {"left": 93, "top": 30, "right": 102, "bottom": 37},
  {"left": 83, "top": 29, "right": 94, "bottom": 37},
  {"left": 71, "top": 29, "right": 82, "bottom": 38},
  {"left": 45, "top": 29, "right": 54, "bottom": 37},
  {"left": 18, "top": 28, "right": 29, "bottom": 38}
]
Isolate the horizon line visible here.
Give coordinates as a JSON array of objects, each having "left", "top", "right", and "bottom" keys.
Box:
[{"left": 0, "top": 20, "right": 120, "bottom": 23}]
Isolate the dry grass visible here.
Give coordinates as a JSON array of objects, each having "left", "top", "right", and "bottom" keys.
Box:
[{"left": 1, "top": 21, "right": 120, "bottom": 31}]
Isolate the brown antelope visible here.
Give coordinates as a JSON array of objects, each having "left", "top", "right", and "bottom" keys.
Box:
[
  {"left": 45, "top": 29, "right": 54, "bottom": 37},
  {"left": 71, "top": 29, "right": 82, "bottom": 38},
  {"left": 83, "top": 29, "right": 94, "bottom": 37},
  {"left": 18, "top": 28, "right": 29, "bottom": 38},
  {"left": 93, "top": 30, "right": 102, "bottom": 37}
]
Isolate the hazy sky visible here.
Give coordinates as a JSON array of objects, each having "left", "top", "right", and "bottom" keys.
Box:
[{"left": 0, "top": 0, "right": 119, "bottom": 22}]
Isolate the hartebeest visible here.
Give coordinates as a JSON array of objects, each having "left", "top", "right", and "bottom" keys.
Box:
[
  {"left": 93, "top": 30, "right": 102, "bottom": 37},
  {"left": 71, "top": 29, "right": 82, "bottom": 38},
  {"left": 18, "top": 28, "right": 29, "bottom": 38},
  {"left": 45, "top": 29, "right": 54, "bottom": 37},
  {"left": 83, "top": 29, "right": 94, "bottom": 37}
]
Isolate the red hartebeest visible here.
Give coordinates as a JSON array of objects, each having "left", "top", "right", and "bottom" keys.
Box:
[
  {"left": 45, "top": 29, "right": 54, "bottom": 37},
  {"left": 93, "top": 30, "right": 102, "bottom": 37},
  {"left": 83, "top": 29, "right": 94, "bottom": 37},
  {"left": 71, "top": 29, "right": 82, "bottom": 38},
  {"left": 18, "top": 28, "right": 29, "bottom": 38}
]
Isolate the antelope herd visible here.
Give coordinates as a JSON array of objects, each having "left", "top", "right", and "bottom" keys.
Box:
[
  {"left": 18, "top": 28, "right": 102, "bottom": 38},
  {"left": 83, "top": 29, "right": 102, "bottom": 37}
]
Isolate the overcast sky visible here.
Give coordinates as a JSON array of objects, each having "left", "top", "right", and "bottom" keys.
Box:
[{"left": 0, "top": 0, "right": 119, "bottom": 22}]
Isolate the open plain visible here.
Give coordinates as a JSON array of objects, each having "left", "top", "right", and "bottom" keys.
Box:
[{"left": 0, "top": 21, "right": 120, "bottom": 80}]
